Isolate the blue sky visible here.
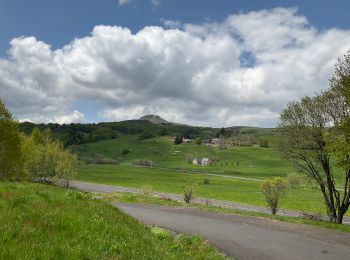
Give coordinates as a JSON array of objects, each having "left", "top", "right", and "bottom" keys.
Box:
[
  {"left": 1, "top": 1, "right": 350, "bottom": 126},
  {"left": 1, "top": 0, "right": 349, "bottom": 56}
]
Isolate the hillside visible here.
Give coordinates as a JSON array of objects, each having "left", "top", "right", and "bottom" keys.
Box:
[
  {"left": 140, "top": 115, "right": 170, "bottom": 124},
  {"left": 0, "top": 182, "right": 227, "bottom": 259},
  {"left": 19, "top": 117, "right": 276, "bottom": 147}
]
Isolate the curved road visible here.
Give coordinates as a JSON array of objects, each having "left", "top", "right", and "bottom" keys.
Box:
[{"left": 115, "top": 203, "right": 350, "bottom": 260}]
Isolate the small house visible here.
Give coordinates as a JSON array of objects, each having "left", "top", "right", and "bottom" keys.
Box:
[{"left": 193, "top": 157, "right": 210, "bottom": 166}]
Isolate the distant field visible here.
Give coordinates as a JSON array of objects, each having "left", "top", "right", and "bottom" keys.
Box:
[
  {"left": 76, "top": 135, "right": 294, "bottom": 178},
  {"left": 75, "top": 135, "right": 349, "bottom": 216},
  {"left": 76, "top": 164, "right": 328, "bottom": 215},
  {"left": 0, "top": 182, "right": 227, "bottom": 259}
]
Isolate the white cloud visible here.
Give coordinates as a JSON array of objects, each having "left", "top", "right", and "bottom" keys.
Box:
[
  {"left": 1, "top": 7, "right": 350, "bottom": 127},
  {"left": 151, "top": 0, "right": 161, "bottom": 8},
  {"left": 118, "top": 0, "right": 131, "bottom": 6},
  {"left": 55, "top": 111, "right": 85, "bottom": 124}
]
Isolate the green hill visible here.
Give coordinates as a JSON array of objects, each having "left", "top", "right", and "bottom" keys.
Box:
[{"left": 19, "top": 116, "right": 276, "bottom": 148}]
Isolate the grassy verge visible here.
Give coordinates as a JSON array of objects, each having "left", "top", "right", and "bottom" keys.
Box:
[
  {"left": 101, "top": 192, "right": 350, "bottom": 233},
  {"left": 0, "top": 182, "right": 230, "bottom": 259}
]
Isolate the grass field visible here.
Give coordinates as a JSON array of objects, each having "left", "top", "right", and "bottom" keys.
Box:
[
  {"left": 76, "top": 164, "right": 329, "bottom": 215},
  {"left": 76, "top": 135, "right": 294, "bottom": 178},
  {"left": 74, "top": 135, "right": 349, "bottom": 217},
  {"left": 0, "top": 182, "right": 229, "bottom": 259}
]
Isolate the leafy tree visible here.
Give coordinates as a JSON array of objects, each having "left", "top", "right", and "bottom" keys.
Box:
[
  {"left": 260, "top": 177, "right": 288, "bottom": 215},
  {"left": 195, "top": 137, "right": 202, "bottom": 145},
  {"left": 174, "top": 135, "right": 182, "bottom": 145},
  {"left": 259, "top": 138, "right": 269, "bottom": 148},
  {"left": 278, "top": 53, "right": 350, "bottom": 223},
  {"left": 22, "top": 128, "right": 76, "bottom": 184},
  {"left": 0, "top": 100, "right": 23, "bottom": 180}
]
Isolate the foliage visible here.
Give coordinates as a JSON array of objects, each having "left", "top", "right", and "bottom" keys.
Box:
[
  {"left": 121, "top": 148, "right": 131, "bottom": 155},
  {"left": 183, "top": 185, "right": 194, "bottom": 203},
  {"left": 195, "top": 137, "right": 202, "bottom": 145},
  {"left": 174, "top": 135, "right": 183, "bottom": 145},
  {"left": 132, "top": 159, "right": 155, "bottom": 167},
  {"left": 287, "top": 173, "right": 302, "bottom": 189},
  {"left": 277, "top": 53, "right": 350, "bottom": 223},
  {"left": 0, "top": 100, "right": 23, "bottom": 180},
  {"left": 85, "top": 154, "right": 119, "bottom": 165},
  {"left": 203, "top": 178, "right": 211, "bottom": 185},
  {"left": 260, "top": 177, "right": 289, "bottom": 215},
  {"left": 140, "top": 185, "right": 153, "bottom": 195},
  {"left": 186, "top": 153, "right": 194, "bottom": 164},
  {"left": 22, "top": 128, "right": 76, "bottom": 183},
  {"left": 138, "top": 132, "right": 155, "bottom": 140},
  {"left": 259, "top": 138, "right": 269, "bottom": 148}
]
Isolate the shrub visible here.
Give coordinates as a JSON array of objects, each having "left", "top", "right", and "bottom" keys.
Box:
[
  {"left": 121, "top": 148, "right": 130, "bottom": 155},
  {"left": 140, "top": 185, "right": 153, "bottom": 195},
  {"left": 260, "top": 177, "right": 289, "bottom": 215},
  {"left": 186, "top": 153, "right": 194, "bottom": 164},
  {"left": 287, "top": 173, "right": 302, "bottom": 189},
  {"left": 195, "top": 137, "right": 202, "bottom": 145},
  {"left": 259, "top": 138, "right": 269, "bottom": 148},
  {"left": 132, "top": 159, "right": 155, "bottom": 167},
  {"left": 184, "top": 185, "right": 194, "bottom": 203},
  {"left": 203, "top": 178, "right": 211, "bottom": 185},
  {"left": 174, "top": 135, "right": 183, "bottom": 145},
  {"left": 89, "top": 154, "right": 119, "bottom": 165},
  {"left": 138, "top": 132, "right": 155, "bottom": 140}
]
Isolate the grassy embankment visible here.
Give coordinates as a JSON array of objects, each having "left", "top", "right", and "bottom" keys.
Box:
[{"left": 0, "top": 182, "right": 229, "bottom": 259}]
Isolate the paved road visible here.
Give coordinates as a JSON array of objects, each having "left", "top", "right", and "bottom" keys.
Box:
[
  {"left": 70, "top": 180, "right": 350, "bottom": 224},
  {"left": 115, "top": 203, "right": 350, "bottom": 260}
]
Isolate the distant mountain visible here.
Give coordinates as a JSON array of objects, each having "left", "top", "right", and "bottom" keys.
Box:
[{"left": 139, "top": 115, "right": 169, "bottom": 124}]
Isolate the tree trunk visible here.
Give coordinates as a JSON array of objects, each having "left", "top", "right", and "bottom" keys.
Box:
[{"left": 336, "top": 213, "right": 344, "bottom": 224}]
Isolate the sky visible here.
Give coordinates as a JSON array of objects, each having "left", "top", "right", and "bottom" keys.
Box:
[{"left": 0, "top": 0, "right": 350, "bottom": 127}]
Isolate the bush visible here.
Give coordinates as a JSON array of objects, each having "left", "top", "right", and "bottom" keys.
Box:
[
  {"left": 260, "top": 177, "right": 288, "bottom": 215},
  {"left": 184, "top": 185, "right": 194, "bottom": 203},
  {"left": 87, "top": 154, "right": 119, "bottom": 165},
  {"left": 132, "top": 159, "right": 155, "bottom": 167},
  {"left": 287, "top": 173, "right": 302, "bottom": 189},
  {"left": 195, "top": 137, "right": 202, "bottom": 145},
  {"left": 174, "top": 135, "right": 183, "bottom": 145},
  {"left": 186, "top": 153, "right": 194, "bottom": 164},
  {"left": 138, "top": 132, "right": 155, "bottom": 140},
  {"left": 203, "top": 178, "right": 211, "bottom": 185},
  {"left": 121, "top": 148, "right": 130, "bottom": 155},
  {"left": 259, "top": 138, "right": 269, "bottom": 148},
  {"left": 140, "top": 185, "right": 153, "bottom": 195}
]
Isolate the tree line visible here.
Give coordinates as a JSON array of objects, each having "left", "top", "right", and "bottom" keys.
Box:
[{"left": 0, "top": 101, "right": 75, "bottom": 185}]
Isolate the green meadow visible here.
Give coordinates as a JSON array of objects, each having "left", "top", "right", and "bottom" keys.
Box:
[
  {"left": 76, "top": 135, "right": 294, "bottom": 178},
  {"left": 76, "top": 164, "right": 327, "bottom": 215}
]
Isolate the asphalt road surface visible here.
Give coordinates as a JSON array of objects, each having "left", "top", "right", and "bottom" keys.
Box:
[{"left": 115, "top": 203, "right": 350, "bottom": 260}]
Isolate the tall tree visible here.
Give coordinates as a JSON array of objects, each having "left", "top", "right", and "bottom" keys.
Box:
[
  {"left": 0, "top": 100, "right": 23, "bottom": 180},
  {"left": 278, "top": 53, "right": 350, "bottom": 223}
]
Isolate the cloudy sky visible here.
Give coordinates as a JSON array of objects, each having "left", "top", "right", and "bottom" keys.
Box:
[{"left": 0, "top": 0, "right": 350, "bottom": 127}]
